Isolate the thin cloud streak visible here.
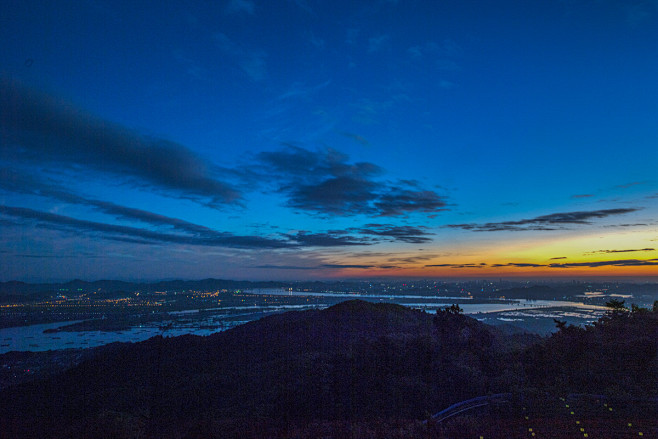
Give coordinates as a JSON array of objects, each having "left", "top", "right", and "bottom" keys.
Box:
[
  {"left": 0, "top": 205, "right": 379, "bottom": 250},
  {"left": 0, "top": 205, "right": 292, "bottom": 249},
  {"left": 0, "top": 168, "right": 217, "bottom": 235},
  {"left": 585, "top": 248, "right": 655, "bottom": 254},
  {"left": 445, "top": 208, "right": 640, "bottom": 232}
]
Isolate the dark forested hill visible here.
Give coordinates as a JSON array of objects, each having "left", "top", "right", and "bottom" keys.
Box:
[{"left": 0, "top": 300, "right": 655, "bottom": 439}]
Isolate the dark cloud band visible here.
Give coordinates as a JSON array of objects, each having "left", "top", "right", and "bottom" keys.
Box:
[
  {"left": 0, "top": 78, "right": 239, "bottom": 205},
  {"left": 255, "top": 145, "right": 448, "bottom": 217}
]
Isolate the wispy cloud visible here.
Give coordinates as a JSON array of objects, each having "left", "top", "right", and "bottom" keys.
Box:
[
  {"left": 549, "top": 259, "right": 658, "bottom": 268},
  {"left": 226, "top": 0, "right": 255, "bottom": 15},
  {"left": 213, "top": 32, "right": 267, "bottom": 81},
  {"left": 321, "top": 263, "right": 376, "bottom": 269},
  {"left": 425, "top": 262, "right": 488, "bottom": 269},
  {"left": 572, "top": 194, "right": 594, "bottom": 199},
  {"left": 445, "top": 208, "right": 639, "bottom": 232},
  {"left": 253, "top": 265, "right": 315, "bottom": 270},
  {"left": 340, "top": 131, "right": 369, "bottom": 146},
  {"left": 0, "top": 168, "right": 216, "bottom": 235},
  {"left": 425, "top": 258, "right": 658, "bottom": 269},
  {"left": 407, "top": 40, "right": 462, "bottom": 59},
  {"left": 0, "top": 204, "right": 382, "bottom": 250},
  {"left": 490, "top": 263, "right": 547, "bottom": 268},
  {"left": 585, "top": 248, "right": 655, "bottom": 254},
  {"left": 0, "top": 205, "right": 292, "bottom": 249},
  {"left": 0, "top": 79, "right": 240, "bottom": 205},
  {"left": 352, "top": 224, "right": 434, "bottom": 244},
  {"left": 615, "top": 181, "right": 645, "bottom": 189},
  {"left": 388, "top": 254, "right": 438, "bottom": 264},
  {"left": 288, "top": 0, "right": 314, "bottom": 14},
  {"left": 283, "top": 231, "right": 371, "bottom": 247},
  {"left": 368, "top": 34, "right": 391, "bottom": 53},
  {"left": 253, "top": 263, "right": 398, "bottom": 270}
]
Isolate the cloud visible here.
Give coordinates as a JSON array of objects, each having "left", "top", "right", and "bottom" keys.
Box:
[
  {"left": 321, "top": 264, "right": 375, "bottom": 269},
  {"left": 615, "top": 181, "right": 645, "bottom": 189},
  {"left": 340, "top": 131, "right": 369, "bottom": 146},
  {"left": 407, "top": 40, "right": 462, "bottom": 59},
  {"left": 445, "top": 208, "right": 639, "bottom": 232},
  {"left": 424, "top": 258, "right": 658, "bottom": 269},
  {"left": 213, "top": 33, "right": 267, "bottom": 81},
  {"left": 288, "top": 0, "right": 314, "bottom": 14},
  {"left": 255, "top": 145, "right": 448, "bottom": 217},
  {"left": 253, "top": 265, "right": 315, "bottom": 270},
  {"left": 375, "top": 188, "right": 448, "bottom": 216},
  {"left": 549, "top": 256, "right": 567, "bottom": 260},
  {"left": 387, "top": 254, "right": 438, "bottom": 263},
  {"left": 226, "top": 0, "right": 255, "bottom": 14},
  {"left": 0, "top": 205, "right": 292, "bottom": 249},
  {"left": 490, "top": 263, "right": 546, "bottom": 268},
  {"left": 284, "top": 231, "right": 371, "bottom": 247},
  {"left": 585, "top": 248, "right": 655, "bottom": 254},
  {"left": 368, "top": 34, "right": 391, "bottom": 52},
  {"left": 603, "top": 223, "right": 649, "bottom": 228},
  {"left": 0, "top": 168, "right": 216, "bottom": 235},
  {"left": 0, "top": 205, "right": 379, "bottom": 250},
  {"left": 288, "top": 176, "right": 380, "bottom": 215},
  {"left": 549, "top": 259, "right": 658, "bottom": 268},
  {"left": 353, "top": 224, "right": 434, "bottom": 244},
  {"left": 425, "top": 263, "right": 488, "bottom": 269},
  {"left": 254, "top": 263, "right": 398, "bottom": 271},
  {"left": 0, "top": 79, "right": 240, "bottom": 205},
  {"left": 572, "top": 194, "right": 594, "bottom": 199}
]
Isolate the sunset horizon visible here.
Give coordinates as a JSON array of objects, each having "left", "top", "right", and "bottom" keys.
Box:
[{"left": 1, "top": 1, "right": 656, "bottom": 282}]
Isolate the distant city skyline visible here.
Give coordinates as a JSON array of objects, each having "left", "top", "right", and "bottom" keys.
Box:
[{"left": 1, "top": 0, "right": 656, "bottom": 281}]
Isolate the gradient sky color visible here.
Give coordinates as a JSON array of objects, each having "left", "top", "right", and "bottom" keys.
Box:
[{"left": 1, "top": 0, "right": 657, "bottom": 281}]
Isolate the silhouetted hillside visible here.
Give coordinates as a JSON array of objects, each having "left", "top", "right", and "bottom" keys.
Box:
[{"left": 0, "top": 300, "right": 655, "bottom": 439}]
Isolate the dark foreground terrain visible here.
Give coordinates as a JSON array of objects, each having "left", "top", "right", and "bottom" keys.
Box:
[{"left": 0, "top": 300, "right": 656, "bottom": 438}]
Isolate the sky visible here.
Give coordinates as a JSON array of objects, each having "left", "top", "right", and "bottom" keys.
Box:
[{"left": 0, "top": 0, "right": 657, "bottom": 282}]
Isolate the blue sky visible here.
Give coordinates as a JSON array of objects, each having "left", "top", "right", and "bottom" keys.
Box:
[{"left": 1, "top": 0, "right": 657, "bottom": 281}]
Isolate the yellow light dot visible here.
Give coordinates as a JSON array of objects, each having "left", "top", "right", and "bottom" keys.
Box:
[
  {"left": 525, "top": 416, "right": 529, "bottom": 420},
  {"left": 576, "top": 421, "right": 580, "bottom": 424},
  {"left": 609, "top": 408, "right": 613, "bottom": 411},
  {"left": 566, "top": 404, "right": 570, "bottom": 408},
  {"left": 580, "top": 428, "right": 585, "bottom": 432},
  {"left": 628, "top": 423, "right": 633, "bottom": 427},
  {"left": 571, "top": 411, "right": 575, "bottom": 415},
  {"left": 584, "top": 434, "right": 588, "bottom": 438},
  {"left": 639, "top": 433, "right": 643, "bottom": 436},
  {"left": 529, "top": 428, "right": 533, "bottom": 432}
]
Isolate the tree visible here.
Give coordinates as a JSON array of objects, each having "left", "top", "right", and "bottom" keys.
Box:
[
  {"left": 605, "top": 298, "right": 627, "bottom": 311},
  {"left": 553, "top": 319, "right": 567, "bottom": 331},
  {"left": 444, "top": 304, "right": 463, "bottom": 315}
]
